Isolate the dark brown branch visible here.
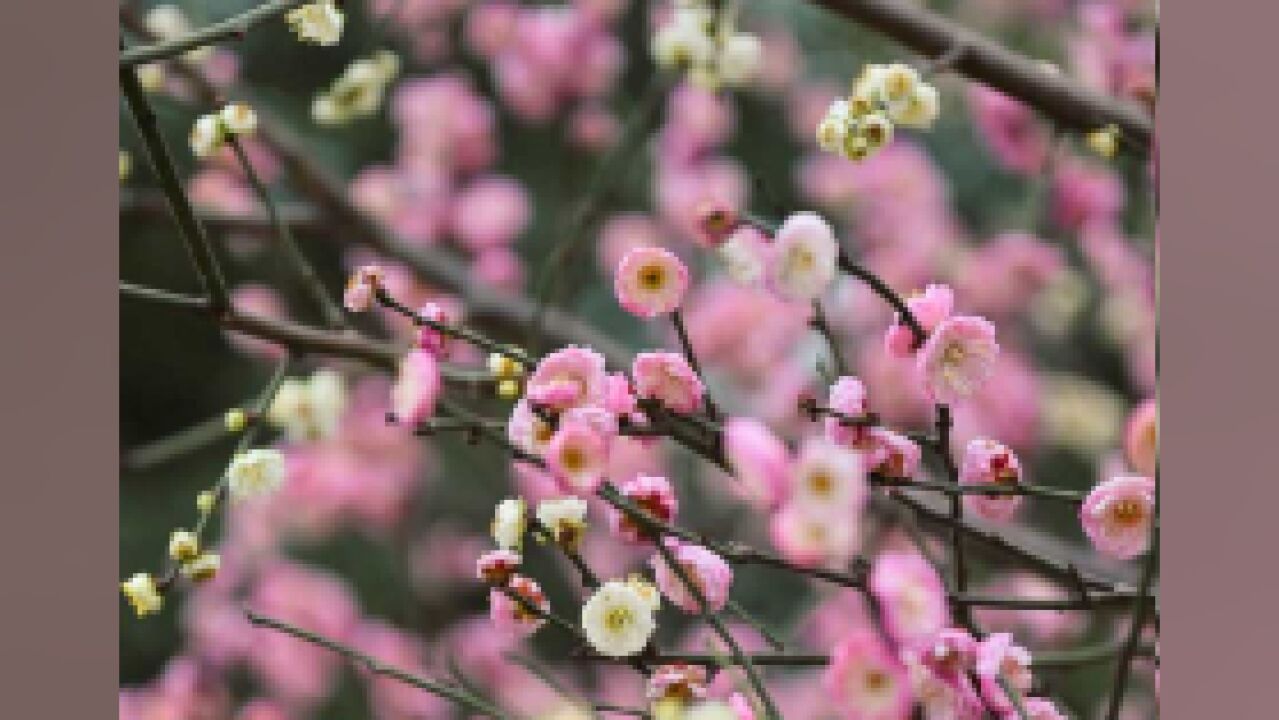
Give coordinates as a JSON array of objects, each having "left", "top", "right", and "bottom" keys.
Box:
[
  {"left": 807, "top": 0, "right": 1153, "bottom": 150},
  {"left": 120, "top": 65, "right": 230, "bottom": 314}
]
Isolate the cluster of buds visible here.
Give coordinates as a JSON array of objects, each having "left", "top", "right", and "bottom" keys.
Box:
[
  {"left": 651, "top": 1, "right": 762, "bottom": 90},
  {"left": 816, "top": 63, "right": 940, "bottom": 162},
  {"left": 189, "top": 103, "right": 258, "bottom": 158},
  {"left": 489, "top": 350, "right": 527, "bottom": 400},
  {"left": 312, "top": 51, "right": 400, "bottom": 126},
  {"left": 167, "top": 529, "right": 221, "bottom": 583}
]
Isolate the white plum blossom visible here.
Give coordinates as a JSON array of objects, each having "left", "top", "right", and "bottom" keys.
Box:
[{"left": 582, "top": 580, "right": 659, "bottom": 657}]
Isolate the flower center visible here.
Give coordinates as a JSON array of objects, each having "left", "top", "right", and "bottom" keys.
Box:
[
  {"left": 639, "top": 264, "right": 667, "bottom": 291},
  {"left": 785, "top": 246, "right": 816, "bottom": 275},
  {"left": 864, "top": 669, "right": 890, "bottom": 693},
  {"left": 1110, "top": 498, "right": 1146, "bottom": 527},
  {"left": 560, "top": 446, "right": 586, "bottom": 473},
  {"left": 808, "top": 469, "right": 834, "bottom": 497},
  {"left": 942, "top": 341, "right": 967, "bottom": 367},
  {"left": 605, "top": 606, "right": 633, "bottom": 632}
]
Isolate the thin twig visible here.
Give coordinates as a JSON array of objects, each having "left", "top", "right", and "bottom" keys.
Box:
[
  {"left": 244, "top": 610, "right": 513, "bottom": 719},
  {"left": 121, "top": 0, "right": 310, "bottom": 68},
  {"left": 120, "top": 64, "right": 230, "bottom": 314},
  {"left": 228, "top": 136, "right": 346, "bottom": 329}
]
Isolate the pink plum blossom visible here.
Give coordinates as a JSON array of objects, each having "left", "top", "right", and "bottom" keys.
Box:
[
  {"left": 870, "top": 551, "right": 950, "bottom": 648},
  {"left": 614, "top": 246, "right": 690, "bottom": 318},
  {"left": 609, "top": 475, "right": 678, "bottom": 543},
  {"left": 651, "top": 537, "right": 734, "bottom": 614},
  {"left": 1081, "top": 475, "right": 1156, "bottom": 559},
  {"left": 391, "top": 349, "right": 441, "bottom": 424},
  {"left": 975, "top": 632, "right": 1034, "bottom": 714},
  {"left": 790, "top": 437, "right": 867, "bottom": 513},
  {"left": 917, "top": 315, "right": 1000, "bottom": 405},
  {"left": 824, "top": 376, "right": 870, "bottom": 446},
  {"left": 1124, "top": 399, "right": 1158, "bottom": 477},
  {"left": 863, "top": 428, "right": 922, "bottom": 479},
  {"left": 545, "top": 418, "right": 612, "bottom": 494},
  {"left": 526, "top": 346, "right": 609, "bottom": 411},
  {"left": 343, "top": 265, "right": 385, "bottom": 312},
  {"left": 723, "top": 417, "right": 791, "bottom": 510},
  {"left": 822, "top": 628, "right": 913, "bottom": 720},
  {"left": 632, "top": 351, "right": 705, "bottom": 414},
  {"left": 648, "top": 663, "right": 710, "bottom": 702},
  {"left": 885, "top": 284, "right": 954, "bottom": 358},
  {"left": 414, "top": 300, "right": 459, "bottom": 356},
  {"left": 920, "top": 628, "right": 979, "bottom": 685},
  {"left": 959, "top": 438, "right": 1024, "bottom": 522},
  {"left": 476, "top": 549, "right": 521, "bottom": 585},
  {"left": 769, "top": 501, "right": 860, "bottom": 569},
  {"left": 489, "top": 574, "right": 549, "bottom": 637}
]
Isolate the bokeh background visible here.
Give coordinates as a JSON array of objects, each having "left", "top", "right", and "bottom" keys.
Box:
[{"left": 120, "top": 0, "right": 1157, "bottom": 717}]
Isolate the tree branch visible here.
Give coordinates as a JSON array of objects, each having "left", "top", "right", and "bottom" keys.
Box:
[
  {"left": 807, "top": 0, "right": 1153, "bottom": 150},
  {"left": 120, "top": 0, "right": 310, "bottom": 68}
]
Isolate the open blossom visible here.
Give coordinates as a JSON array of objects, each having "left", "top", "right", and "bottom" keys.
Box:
[
  {"left": 614, "top": 246, "right": 690, "bottom": 318},
  {"left": 391, "top": 350, "right": 441, "bottom": 424},
  {"left": 767, "top": 212, "right": 838, "bottom": 302},
  {"left": 1081, "top": 475, "right": 1156, "bottom": 559},
  {"left": 791, "top": 437, "right": 867, "bottom": 513},
  {"left": 313, "top": 51, "right": 399, "bottom": 125},
  {"left": 581, "top": 580, "right": 658, "bottom": 657},
  {"left": 121, "top": 572, "right": 163, "bottom": 618},
  {"left": 694, "top": 200, "right": 739, "bottom": 248},
  {"left": 905, "top": 651, "right": 983, "bottom": 720},
  {"left": 651, "top": 537, "right": 733, "bottom": 614},
  {"left": 476, "top": 549, "right": 521, "bottom": 585},
  {"left": 648, "top": 663, "right": 710, "bottom": 702},
  {"left": 823, "top": 629, "right": 913, "bottom": 720},
  {"left": 824, "top": 376, "right": 869, "bottom": 446},
  {"left": 723, "top": 417, "right": 791, "bottom": 510},
  {"left": 917, "top": 315, "right": 999, "bottom": 404},
  {"left": 610, "top": 475, "right": 678, "bottom": 543},
  {"left": 414, "top": 302, "right": 457, "bottom": 357},
  {"left": 975, "top": 633, "right": 1034, "bottom": 713},
  {"left": 885, "top": 284, "right": 954, "bottom": 358},
  {"left": 286, "top": 1, "right": 345, "bottom": 46},
  {"left": 536, "top": 496, "right": 588, "bottom": 548},
  {"left": 343, "top": 265, "right": 384, "bottom": 312},
  {"left": 546, "top": 419, "right": 611, "bottom": 494},
  {"left": 508, "top": 399, "right": 556, "bottom": 457},
  {"left": 526, "top": 346, "right": 608, "bottom": 411},
  {"left": 1124, "top": 399, "right": 1158, "bottom": 476},
  {"left": 268, "top": 369, "right": 346, "bottom": 442},
  {"left": 491, "top": 498, "right": 527, "bottom": 551},
  {"left": 227, "top": 448, "right": 287, "bottom": 500},
  {"left": 632, "top": 352, "right": 705, "bottom": 414},
  {"left": 921, "top": 628, "right": 979, "bottom": 685},
  {"left": 959, "top": 438, "right": 1024, "bottom": 522},
  {"left": 770, "top": 501, "right": 859, "bottom": 569},
  {"left": 870, "top": 552, "right": 949, "bottom": 648},
  {"left": 864, "top": 428, "right": 922, "bottom": 479},
  {"left": 489, "top": 574, "right": 548, "bottom": 636},
  {"left": 604, "top": 372, "right": 639, "bottom": 417}
]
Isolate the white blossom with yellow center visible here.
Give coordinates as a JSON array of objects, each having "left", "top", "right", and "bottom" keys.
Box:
[{"left": 582, "top": 580, "right": 658, "bottom": 657}]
